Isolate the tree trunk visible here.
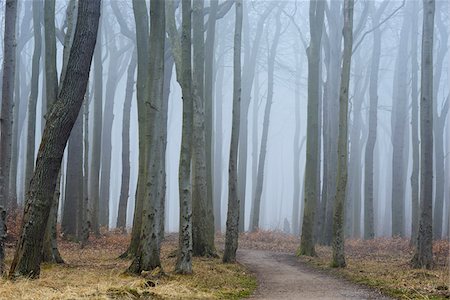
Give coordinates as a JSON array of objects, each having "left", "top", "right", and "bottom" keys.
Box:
[
  {"left": 192, "top": 0, "right": 216, "bottom": 257},
  {"left": 24, "top": 0, "right": 42, "bottom": 198},
  {"left": 204, "top": 0, "right": 218, "bottom": 237},
  {"left": 223, "top": 0, "right": 242, "bottom": 264},
  {"left": 175, "top": 0, "right": 194, "bottom": 274},
  {"left": 410, "top": 0, "right": 420, "bottom": 245},
  {"left": 411, "top": 0, "right": 435, "bottom": 269},
  {"left": 0, "top": 0, "right": 17, "bottom": 209},
  {"left": 127, "top": 0, "right": 166, "bottom": 275},
  {"left": 364, "top": 2, "right": 387, "bottom": 240},
  {"left": 9, "top": 0, "right": 100, "bottom": 278},
  {"left": 123, "top": 0, "right": 149, "bottom": 258},
  {"left": 238, "top": 3, "right": 275, "bottom": 232},
  {"left": 90, "top": 11, "right": 102, "bottom": 236},
  {"left": 391, "top": 7, "right": 411, "bottom": 238},
  {"left": 213, "top": 63, "right": 224, "bottom": 231},
  {"left": 331, "top": 0, "right": 354, "bottom": 268},
  {"left": 299, "top": 0, "right": 325, "bottom": 256},
  {"left": 250, "top": 9, "right": 282, "bottom": 232},
  {"left": 0, "top": 207, "right": 6, "bottom": 274},
  {"left": 116, "top": 50, "right": 137, "bottom": 230}
]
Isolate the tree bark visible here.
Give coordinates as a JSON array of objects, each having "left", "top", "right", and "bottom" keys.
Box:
[
  {"left": 223, "top": 0, "right": 242, "bottom": 264},
  {"left": 24, "top": 0, "right": 42, "bottom": 198},
  {"left": 175, "top": 0, "right": 194, "bottom": 274},
  {"left": 411, "top": 0, "right": 435, "bottom": 269},
  {"left": 331, "top": 0, "right": 354, "bottom": 268},
  {"left": 299, "top": 0, "right": 325, "bottom": 256},
  {"left": 9, "top": 0, "right": 100, "bottom": 278},
  {"left": 0, "top": 0, "right": 17, "bottom": 209}
]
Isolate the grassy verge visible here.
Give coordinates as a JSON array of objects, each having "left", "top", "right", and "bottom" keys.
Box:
[
  {"left": 298, "top": 239, "right": 449, "bottom": 300},
  {"left": 0, "top": 233, "right": 256, "bottom": 299}
]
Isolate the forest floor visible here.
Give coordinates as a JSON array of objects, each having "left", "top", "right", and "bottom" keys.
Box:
[
  {"left": 0, "top": 229, "right": 255, "bottom": 300},
  {"left": 227, "top": 231, "right": 450, "bottom": 300}
]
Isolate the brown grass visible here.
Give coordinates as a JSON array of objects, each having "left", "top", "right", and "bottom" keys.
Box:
[{"left": 0, "top": 232, "right": 256, "bottom": 300}]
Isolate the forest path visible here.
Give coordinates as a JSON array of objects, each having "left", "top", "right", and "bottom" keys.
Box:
[{"left": 237, "top": 249, "right": 392, "bottom": 300}]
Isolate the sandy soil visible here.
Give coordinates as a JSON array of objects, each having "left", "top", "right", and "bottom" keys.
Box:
[{"left": 238, "top": 249, "right": 392, "bottom": 300}]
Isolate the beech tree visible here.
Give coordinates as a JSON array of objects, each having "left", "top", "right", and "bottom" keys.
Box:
[
  {"left": 9, "top": 0, "right": 101, "bottom": 278},
  {"left": 223, "top": 0, "right": 242, "bottom": 264}
]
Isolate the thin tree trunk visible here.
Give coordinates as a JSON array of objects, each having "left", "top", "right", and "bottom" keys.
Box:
[
  {"left": 223, "top": 0, "right": 242, "bottom": 264},
  {"left": 24, "top": 0, "right": 42, "bottom": 198},
  {"left": 250, "top": 9, "right": 282, "bottom": 232},
  {"left": 213, "top": 63, "right": 224, "bottom": 231},
  {"left": 331, "top": 0, "right": 354, "bottom": 268},
  {"left": 9, "top": 0, "right": 100, "bottom": 278},
  {"left": 116, "top": 50, "right": 137, "bottom": 230}
]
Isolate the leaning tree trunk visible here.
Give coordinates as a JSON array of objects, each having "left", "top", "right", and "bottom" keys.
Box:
[
  {"left": 116, "top": 50, "right": 137, "bottom": 230},
  {"left": 175, "top": 0, "right": 194, "bottom": 274},
  {"left": 223, "top": 0, "right": 242, "bottom": 264},
  {"left": 331, "top": 0, "right": 354, "bottom": 268},
  {"left": 411, "top": 0, "right": 435, "bottom": 269},
  {"left": 8, "top": 0, "right": 100, "bottom": 278},
  {"left": 0, "top": 0, "right": 17, "bottom": 209},
  {"left": 299, "top": 0, "right": 325, "bottom": 256},
  {"left": 24, "top": 0, "right": 42, "bottom": 198},
  {"left": 250, "top": 9, "right": 282, "bottom": 232}
]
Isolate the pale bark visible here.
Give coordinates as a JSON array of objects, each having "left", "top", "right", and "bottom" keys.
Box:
[
  {"left": 117, "top": 50, "right": 137, "bottom": 230},
  {"left": 411, "top": 0, "right": 435, "bottom": 269},
  {"left": 250, "top": 9, "right": 282, "bottom": 232},
  {"left": 223, "top": 0, "right": 242, "bottom": 264},
  {"left": 9, "top": 0, "right": 100, "bottom": 278},
  {"left": 331, "top": 0, "right": 354, "bottom": 268}
]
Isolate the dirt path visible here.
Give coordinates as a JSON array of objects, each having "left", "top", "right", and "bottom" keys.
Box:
[{"left": 238, "top": 249, "right": 392, "bottom": 300}]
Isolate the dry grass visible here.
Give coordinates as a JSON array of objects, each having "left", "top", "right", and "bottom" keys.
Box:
[
  {"left": 0, "top": 232, "right": 256, "bottom": 300},
  {"left": 235, "top": 230, "right": 450, "bottom": 300}
]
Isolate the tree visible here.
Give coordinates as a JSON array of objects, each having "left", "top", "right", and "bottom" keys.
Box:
[
  {"left": 364, "top": 1, "right": 388, "bottom": 240},
  {"left": 9, "top": 0, "right": 101, "bottom": 278},
  {"left": 0, "top": 0, "right": 18, "bottom": 209},
  {"left": 24, "top": 0, "right": 42, "bottom": 198},
  {"left": 298, "top": 0, "right": 325, "bottom": 256},
  {"left": 127, "top": 0, "right": 166, "bottom": 275},
  {"left": 250, "top": 7, "right": 283, "bottom": 232},
  {"left": 411, "top": 0, "right": 435, "bottom": 270},
  {"left": 331, "top": 0, "right": 354, "bottom": 268},
  {"left": 223, "top": 0, "right": 242, "bottom": 264},
  {"left": 192, "top": 0, "right": 216, "bottom": 257},
  {"left": 117, "top": 50, "right": 137, "bottom": 230},
  {"left": 175, "top": 0, "right": 194, "bottom": 274}
]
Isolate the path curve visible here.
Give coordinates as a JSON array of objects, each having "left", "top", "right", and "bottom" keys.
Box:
[{"left": 238, "top": 249, "right": 391, "bottom": 300}]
